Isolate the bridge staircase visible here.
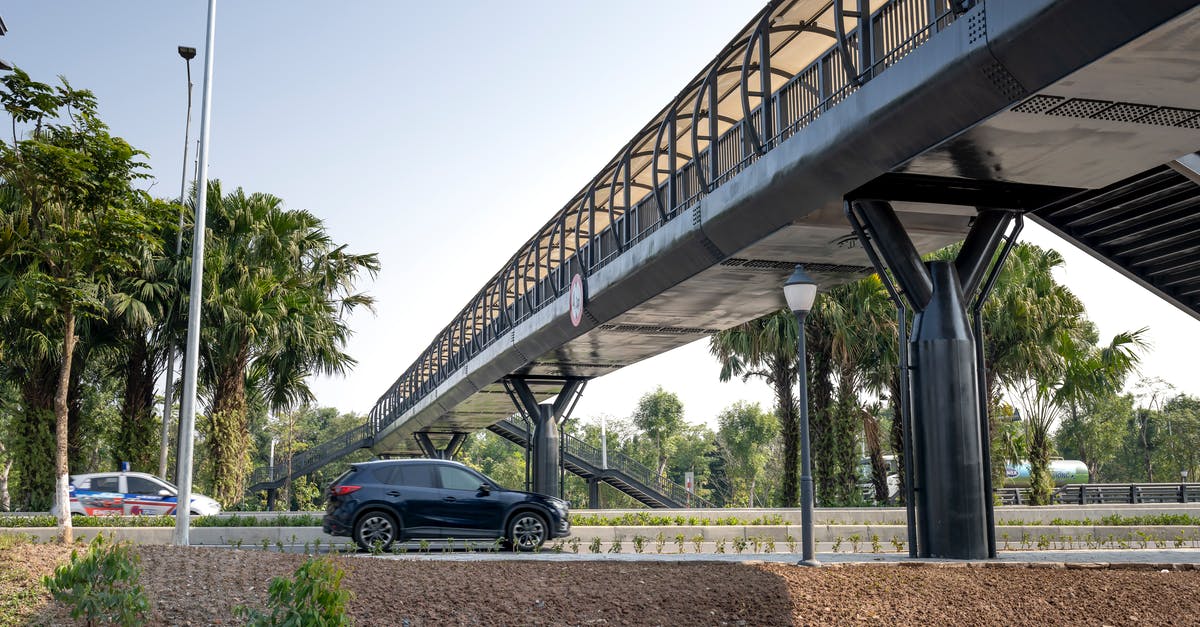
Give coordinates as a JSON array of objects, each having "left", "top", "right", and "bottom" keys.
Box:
[{"left": 486, "top": 416, "right": 713, "bottom": 509}]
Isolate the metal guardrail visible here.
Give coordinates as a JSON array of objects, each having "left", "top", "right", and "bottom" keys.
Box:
[
  {"left": 999, "top": 483, "right": 1200, "bottom": 506},
  {"left": 247, "top": 0, "right": 964, "bottom": 494}
]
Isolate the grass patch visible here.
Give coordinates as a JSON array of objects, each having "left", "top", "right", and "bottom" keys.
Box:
[{"left": 0, "top": 532, "right": 64, "bottom": 625}]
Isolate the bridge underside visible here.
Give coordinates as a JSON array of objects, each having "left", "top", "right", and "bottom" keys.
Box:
[{"left": 373, "top": 2, "right": 1200, "bottom": 457}]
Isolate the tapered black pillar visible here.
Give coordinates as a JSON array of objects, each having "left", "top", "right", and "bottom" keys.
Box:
[
  {"left": 504, "top": 376, "right": 586, "bottom": 499},
  {"left": 851, "top": 200, "right": 1012, "bottom": 559},
  {"left": 532, "top": 404, "right": 561, "bottom": 497},
  {"left": 910, "top": 262, "right": 989, "bottom": 558}
]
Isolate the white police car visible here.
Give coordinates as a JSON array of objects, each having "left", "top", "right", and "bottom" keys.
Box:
[{"left": 55, "top": 471, "right": 221, "bottom": 517}]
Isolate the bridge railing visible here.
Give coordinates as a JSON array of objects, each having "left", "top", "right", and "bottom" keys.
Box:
[
  {"left": 364, "top": 0, "right": 962, "bottom": 437},
  {"left": 248, "top": 422, "right": 374, "bottom": 490},
  {"left": 249, "top": 0, "right": 967, "bottom": 490}
]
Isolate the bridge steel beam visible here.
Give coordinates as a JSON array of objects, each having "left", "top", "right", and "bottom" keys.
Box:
[
  {"left": 414, "top": 432, "right": 467, "bottom": 460},
  {"left": 504, "top": 376, "right": 587, "bottom": 499},
  {"left": 849, "top": 199, "right": 1016, "bottom": 560}
]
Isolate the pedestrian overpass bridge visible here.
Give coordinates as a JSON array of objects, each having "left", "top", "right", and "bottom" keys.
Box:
[{"left": 250, "top": 0, "right": 1200, "bottom": 513}]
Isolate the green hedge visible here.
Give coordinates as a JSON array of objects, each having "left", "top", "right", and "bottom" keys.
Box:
[{"left": 568, "top": 512, "right": 786, "bottom": 527}]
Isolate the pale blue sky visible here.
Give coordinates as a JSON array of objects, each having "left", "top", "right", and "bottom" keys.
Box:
[{"left": 4, "top": 2, "right": 1197, "bottom": 427}]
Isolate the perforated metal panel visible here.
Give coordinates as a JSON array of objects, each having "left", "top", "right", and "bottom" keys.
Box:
[
  {"left": 1092, "top": 103, "right": 1157, "bottom": 123},
  {"left": 1013, "top": 95, "right": 1200, "bottom": 129},
  {"left": 1136, "top": 107, "right": 1200, "bottom": 127},
  {"left": 1012, "top": 95, "right": 1064, "bottom": 115},
  {"left": 1046, "top": 98, "right": 1112, "bottom": 118}
]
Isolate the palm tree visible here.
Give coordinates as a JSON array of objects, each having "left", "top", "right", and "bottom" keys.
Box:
[
  {"left": 1015, "top": 327, "right": 1145, "bottom": 504},
  {"left": 709, "top": 310, "right": 801, "bottom": 506},
  {"left": 191, "top": 182, "right": 379, "bottom": 505}
]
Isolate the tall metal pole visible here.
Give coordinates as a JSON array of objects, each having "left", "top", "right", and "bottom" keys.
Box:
[
  {"left": 600, "top": 414, "right": 607, "bottom": 469},
  {"left": 158, "top": 48, "right": 195, "bottom": 481},
  {"left": 173, "top": 0, "right": 217, "bottom": 546},
  {"left": 796, "top": 310, "right": 819, "bottom": 567}
]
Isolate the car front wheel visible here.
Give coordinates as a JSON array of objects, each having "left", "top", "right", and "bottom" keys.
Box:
[
  {"left": 507, "top": 512, "right": 548, "bottom": 551},
  {"left": 354, "top": 511, "right": 399, "bottom": 552}
]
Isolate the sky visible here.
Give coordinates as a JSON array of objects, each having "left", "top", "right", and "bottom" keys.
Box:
[{"left": 3, "top": 2, "right": 1198, "bottom": 430}]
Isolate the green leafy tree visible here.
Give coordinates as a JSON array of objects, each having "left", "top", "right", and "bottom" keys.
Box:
[
  {"left": 193, "top": 182, "right": 379, "bottom": 505},
  {"left": 710, "top": 309, "right": 801, "bottom": 506},
  {"left": 1056, "top": 392, "right": 1135, "bottom": 482},
  {"left": 715, "top": 401, "right": 777, "bottom": 507},
  {"left": 0, "top": 70, "right": 161, "bottom": 541},
  {"left": 1015, "top": 327, "right": 1145, "bottom": 504},
  {"left": 631, "top": 386, "right": 685, "bottom": 481}
]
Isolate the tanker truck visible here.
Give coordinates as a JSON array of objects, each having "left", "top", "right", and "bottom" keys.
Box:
[{"left": 1003, "top": 459, "right": 1089, "bottom": 487}]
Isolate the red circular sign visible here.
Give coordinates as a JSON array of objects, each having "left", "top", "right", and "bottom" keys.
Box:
[{"left": 569, "top": 273, "right": 585, "bottom": 327}]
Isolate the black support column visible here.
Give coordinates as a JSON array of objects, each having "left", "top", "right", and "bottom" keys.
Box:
[
  {"left": 414, "top": 432, "right": 467, "bottom": 460},
  {"left": 505, "top": 376, "right": 586, "bottom": 498},
  {"left": 587, "top": 478, "right": 601, "bottom": 509},
  {"left": 849, "top": 199, "right": 1015, "bottom": 559}
]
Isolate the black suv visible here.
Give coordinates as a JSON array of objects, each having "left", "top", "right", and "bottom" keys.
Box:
[{"left": 323, "top": 459, "right": 570, "bottom": 551}]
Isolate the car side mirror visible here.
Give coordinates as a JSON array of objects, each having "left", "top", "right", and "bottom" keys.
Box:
[
  {"left": 478, "top": 483, "right": 491, "bottom": 495},
  {"left": 158, "top": 489, "right": 171, "bottom": 497}
]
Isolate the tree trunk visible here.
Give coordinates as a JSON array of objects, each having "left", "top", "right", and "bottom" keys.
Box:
[
  {"left": 833, "top": 365, "right": 860, "bottom": 504},
  {"left": 15, "top": 365, "right": 56, "bottom": 511},
  {"left": 772, "top": 356, "right": 800, "bottom": 508},
  {"left": 0, "top": 439, "right": 11, "bottom": 512},
  {"left": 1028, "top": 427, "right": 1054, "bottom": 506},
  {"left": 888, "top": 373, "right": 906, "bottom": 504},
  {"left": 807, "top": 332, "right": 835, "bottom": 506},
  {"left": 205, "top": 345, "right": 252, "bottom": 507},
  {"left": 117, "top": 334, "right": 159, "bottom": 472},
  {"left": 55, "top": 308, "right": 78, "bottom": 544}
]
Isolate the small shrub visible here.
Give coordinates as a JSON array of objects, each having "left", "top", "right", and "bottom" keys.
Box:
[
  {"left": 655, "top": 532, "right": 666, "bottom": 554},
  {"left": 589, "top": 537, "right": 602, "bottom": 554},
  {"left": 1175, "top": 533, "right": 1187, "bottom": 549},
  {"left": 632, "top": 535, "right": 646, "bottom": 554},
  {"left": 1000, "top": 532, "right": 1010, "bottom": 551},
  {"left": 236, "top": 557, "right": 351, "bottom": 626},
  {"left": 369, "top": 540, "right": 384, "bottom": 556},
  {"left": 445, "top": 538, "right": 455, "bottom": 552},
  {"left": 763, "top": 537, "right": 775, "bottom": 554},
  {"left": 568, "top": 537, "right": 580, "bottom": 554},
  {"left": 674, "top": 533, "right": 686, "bottom": 554},
  {"left": 608, "top": 537, "right": 622, "bottom": 553},
  {"left": 1036, "top": 535, "right": 1051, "bottom": 550},
  {"left": 832, "top": 537, "right": 843, "bottom": 553},
  {"left": 418, "top": 539, "right": 431, "bottom": 554},
  {"left": 890, "top": 536, "right": 905, "bottom": 554},
  {"left": 848, "top": 534, "right": 862, "bottom": 553},
  {"left": 276, "top": 540, "right": 285, "bottom": 553},
  {"left": 715, "top": 538, "right": 726, "bottom": 554},
  {"left": 692, "top": 534, "right": 704, "bottom": 553},
  {"left": 43, "top": 535, "right": 149, "bottom": 627},
  {"left": 785, "top": 534, "right": 797, "bottom": 554},
  {"left": 750, "top": 537, "right": 762, "bottom": 553},
  {"left": 870, "top": 534, "right": 881, "bottom": 554},
  {"left": 732, "top": 537, "right": 747, "bottom": 554},
  {"left": 261, "top": 538, "right": 271, "bottom": 552}
]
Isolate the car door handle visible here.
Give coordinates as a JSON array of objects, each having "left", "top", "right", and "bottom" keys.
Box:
[
  {"left": 442, "top": 496, "right": 457, "bottom": 502},
  {"left": 386, "top": 490, "right": 402, "bottom": 497}
]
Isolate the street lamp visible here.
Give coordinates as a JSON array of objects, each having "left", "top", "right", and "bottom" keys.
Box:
[
  {"left": 784, "top": 264, "right": 819, "bottom": 567},
  {"left": 158, "top": 44, "right": 198, "bottom": 481}
]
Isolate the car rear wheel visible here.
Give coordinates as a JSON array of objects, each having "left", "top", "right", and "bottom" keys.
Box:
[
  {"left": 507, "top": 512, "right": 547, "bottom": 551},
  {"left": 354, "top": 511, "right": 398, "bottom": 552}
]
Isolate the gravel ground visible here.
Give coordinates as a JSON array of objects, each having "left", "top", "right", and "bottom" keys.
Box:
[{"left": 14, "top": 545, "right": 1200, "bottom": 625}]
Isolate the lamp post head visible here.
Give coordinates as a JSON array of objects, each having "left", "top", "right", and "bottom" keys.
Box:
[
  {"left": 783, "top": 264, "right": 817, "bottom": 314},
  {"left": 178, "top": 46, "right": 197, "bottom": 60}
]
